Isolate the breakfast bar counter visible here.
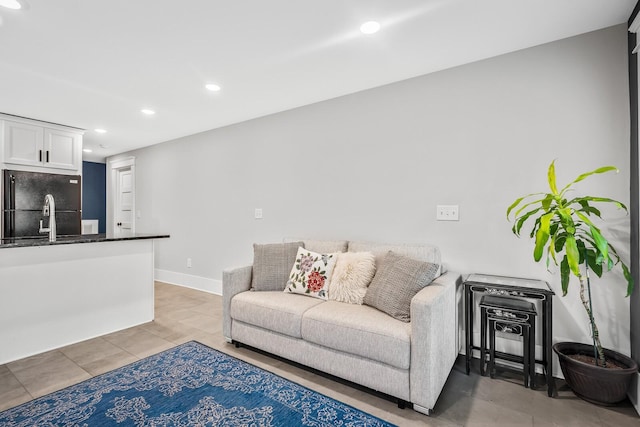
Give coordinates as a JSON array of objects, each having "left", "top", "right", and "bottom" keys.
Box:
[
  {"left": 0, "top": 233, "right": 169, "bottom": 364},
  {"left": 0, "top": 232, "right": 169, "bottom": 248}
]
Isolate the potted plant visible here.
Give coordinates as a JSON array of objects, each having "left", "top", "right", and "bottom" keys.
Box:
[{"left": 507, "top": 160, "right": 637, "bottom": 405}]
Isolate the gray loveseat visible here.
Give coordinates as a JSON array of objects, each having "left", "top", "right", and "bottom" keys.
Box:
[{"left": 222, "top": 239, "right": 461, "bottom": 415}]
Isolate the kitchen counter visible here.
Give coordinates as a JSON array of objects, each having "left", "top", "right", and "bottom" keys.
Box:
[
  {"left": 0, "top": 233, "right": 169, "bottom": 248},
  {"left": 0, "top": 233, "right": 169, "bottom": 364}
]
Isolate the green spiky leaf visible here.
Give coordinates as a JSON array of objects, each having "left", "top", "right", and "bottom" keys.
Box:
[
  {"left": 534, "top": 213, "right": 553, "bottom": 261},
  {"left": 559, "top": 166, "right": 618, "bottom": 195},
  {"left": 560, "top": 256, "right": 570, "bottom": 296},
  {"left": 565, "top": 235, "right": 581, "bottom": 277},
  {"left": 548, "top": 160, "right": 559, "bottom": 195}
]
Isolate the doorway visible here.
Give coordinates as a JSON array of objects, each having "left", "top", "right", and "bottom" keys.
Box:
[{"left": 107, "top": 157, "right": 135, "bottom": 236}]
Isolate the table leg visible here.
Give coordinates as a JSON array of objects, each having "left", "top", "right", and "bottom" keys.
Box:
[
  {"left": 529, "top": 316, "right": 536, "bottom": 389},
  {"left": 480, "top": 306, "right": 486, "bottom": 376},
  {"left": 544, "top": 297, "right": 555, "bottom": 396},
  {"left": 465, "top": 285, "right": 472, "bottom": 375}
]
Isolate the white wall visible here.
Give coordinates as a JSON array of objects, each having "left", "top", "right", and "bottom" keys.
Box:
[{"left": 112, "top": 25, "right": 631, "bottom": 356}]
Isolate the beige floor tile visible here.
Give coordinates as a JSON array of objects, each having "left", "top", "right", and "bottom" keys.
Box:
[
  {"left": 190, "top": 300, "right": 220, "bottom": 316},
  {"left": 0, "top": 365, "right": 32, "bottom": 412},
  {"left": 59, "top": 336, "right": 139, "bottom": 376},
  {"left": 80, "top": 351, "right": 139, "bottom": 376},
  {"left": 102, "top": 327, "right": 176, "bottom": 359},
  {"left": 595, "top": 403, "right": 640, "bottom": 427},
  {"left": 190, "top": 331, "right": 228, "bottom": 350},
  {"left": 140, "top": 319, "right": 201, "bottom": 342},
  {"left": 179, "top": 311, "right": 222, "bottom": 334},
  {"left": 7, "top": 350, "right": 91, "bottom": 398},
  {"left": 60, "top": 336, "right": 132, "bottom": 365}
]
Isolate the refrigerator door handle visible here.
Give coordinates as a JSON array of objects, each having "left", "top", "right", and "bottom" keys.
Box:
[
  {"left": 7, "top": 211, "right": 15, "bottom": 238},
  {"left": 9, "top": 173, "right": 16, "bottom": 210}
]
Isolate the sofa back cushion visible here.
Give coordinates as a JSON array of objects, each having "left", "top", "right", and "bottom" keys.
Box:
[
  {"left": 348, "top": 241, "right": 442, "bottom": 276},
  {"left": 284, "top": 238, "right": 348, "bottom": 254},
  {"left": 252, "top": 241, "right": 304, "bottom": 291}
]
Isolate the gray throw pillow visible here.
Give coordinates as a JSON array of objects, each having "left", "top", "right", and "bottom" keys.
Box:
[
  {"left": 364, "top": 250, "right": 439, "bottom": 322},
  {"left": 252, "top": 242, "right": 304, "bottom": 291}
]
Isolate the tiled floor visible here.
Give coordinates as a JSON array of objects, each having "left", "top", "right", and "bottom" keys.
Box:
[{"left": 1, "top": 281, "right": 638, "bottom": 426}]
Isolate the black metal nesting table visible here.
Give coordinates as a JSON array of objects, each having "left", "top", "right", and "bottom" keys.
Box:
[{"left": 464, "top": 273, "right": 555, "bottom": 397}]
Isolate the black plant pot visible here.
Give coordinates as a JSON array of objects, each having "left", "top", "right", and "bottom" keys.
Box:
[{"left": 553, "top": 342, "right": 638, "bottom": 405}]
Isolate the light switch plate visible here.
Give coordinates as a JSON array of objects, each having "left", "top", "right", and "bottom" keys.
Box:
[
  {"left": 437, "top": 205, "right": 459, "bottom": 221},
  {"left": 254, "top": 208, "right": 263, "bottom": 219}
]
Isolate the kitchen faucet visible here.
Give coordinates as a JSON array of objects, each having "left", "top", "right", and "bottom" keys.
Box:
[{"left": 39, "top": 194, "right": 57, "bottom": 242}]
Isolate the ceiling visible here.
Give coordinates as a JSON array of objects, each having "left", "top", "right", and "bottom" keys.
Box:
[{"left": 0, "top": 0, "right": 636, "bottom": 162}]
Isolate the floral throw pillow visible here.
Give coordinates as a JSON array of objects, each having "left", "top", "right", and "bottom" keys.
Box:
[{"left": 284, "top": 247, "right": 337, "bottom": 300}]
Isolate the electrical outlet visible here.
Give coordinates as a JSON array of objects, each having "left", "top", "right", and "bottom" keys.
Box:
[
  {"left": 255, "top": 208, "right": 263, "bottom": 219},
  {"left": 437, "top": 205, "right": 459, "bottom": 221},
  {"left": 187, "top": 258, "right": 192, "bottom": 268}
]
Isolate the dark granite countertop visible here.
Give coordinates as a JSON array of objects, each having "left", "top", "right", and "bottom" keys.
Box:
[{"left": 0, "top": 233, "right": 170, "bottom": 249}]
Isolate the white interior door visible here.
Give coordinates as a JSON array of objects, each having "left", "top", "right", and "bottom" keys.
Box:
[{"left": 115, "top": 167, "right": 134, "bottom": 236}]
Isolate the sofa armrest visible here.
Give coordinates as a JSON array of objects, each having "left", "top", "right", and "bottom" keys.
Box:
[
  {"left": 410, "top": 272, "right": 462, "bottom": 412},
  {"left": 222, "top": 265, "right": 253, "bottom": 341}
]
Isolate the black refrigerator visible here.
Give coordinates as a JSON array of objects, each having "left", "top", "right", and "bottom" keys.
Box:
[{"left": 2, "top": 170, "right": 81, "bottom": 238}]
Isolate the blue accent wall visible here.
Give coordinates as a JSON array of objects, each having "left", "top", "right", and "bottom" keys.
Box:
[{"left": 82, "top": 161, "right": 106, "bottom": 233}]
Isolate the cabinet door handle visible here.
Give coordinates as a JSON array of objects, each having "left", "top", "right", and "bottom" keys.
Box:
[
  {"left": 46, "top": 151, "right": 50, "bottom": 163},
  {"left": 39, "top": 150, "right": 42, "bottom": 162}
]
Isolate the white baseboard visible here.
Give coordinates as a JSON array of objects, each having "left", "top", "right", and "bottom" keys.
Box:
[
  {"left": 154, "top": 269, "right": 222, "bottom": 295},
  {"left": 630, "top": 372, "right": 640, "bottom": 416}
]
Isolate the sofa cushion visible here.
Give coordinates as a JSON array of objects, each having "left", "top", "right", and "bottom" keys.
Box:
[
  {"left": 285, "top": 247, "right": 337, "bottom": 300},
  {"left": 364, "top": 251, "right": 439, "bottom": 322},
  {"left": 252, "top": 241, "right": 304, "bottom": 291},
  {"left": 347, "top": 241, "right": 442, "bottom": 276},
  {"left": 301, "top": 301, "right": 411, "bottom": 369},
  {"left": 328, "top": 252, "right": 376, "bottom": 304},
  {"left": 230, "top": 291, "right": 324, "bottom": 338}
]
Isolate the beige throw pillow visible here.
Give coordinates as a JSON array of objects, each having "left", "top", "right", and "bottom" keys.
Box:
[{"left": 329, "top": 252, "right": 376, "bottom": 304}]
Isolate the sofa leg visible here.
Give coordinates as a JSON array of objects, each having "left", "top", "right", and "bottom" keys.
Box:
[
  {"left": 397, "top": 399, "right": 407, "bottom": 409},
  {"left": 234, "top": 341, "right": 241, "bottom": 349},
  {"left": 413, "top": 403, "right": 431, "bottom": 416}
]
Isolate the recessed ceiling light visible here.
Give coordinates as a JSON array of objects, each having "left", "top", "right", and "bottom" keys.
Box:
[
  {"left": 0, "top": 0, "right": 21, "bottom": 10},
  {"left": 83, "top": 148, "right": 93, "bottom": 153},
  {"left": 205, "top": 83, "right": 221, "bottom": 92},
  {"left": 360, "top": 21, "right": 381, "bottom": 35},
  {"left": 141, "top": 109, "right": 155, "bottom": 115},
  {"left": 94, "top": 128, "right": 107, "bottom": 133}
]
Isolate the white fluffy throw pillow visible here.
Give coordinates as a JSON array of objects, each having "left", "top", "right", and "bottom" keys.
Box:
[{"left": 329, "top": 252, "right": 376, "bottom": 304}]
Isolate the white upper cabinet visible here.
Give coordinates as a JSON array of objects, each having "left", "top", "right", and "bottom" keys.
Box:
[
  {"left": 1, "top": 116, "right": 83, "bottom": 173},
  {"left": 44, "top": 128, "right": 81, "bottom": 170},
  {"left": 3, "top": 121, "right": 44, "bottom": 166}
]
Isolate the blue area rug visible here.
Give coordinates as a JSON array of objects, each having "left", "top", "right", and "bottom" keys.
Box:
[{"left": 0, "top": 341, "right": 396, "bottom": 426}]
